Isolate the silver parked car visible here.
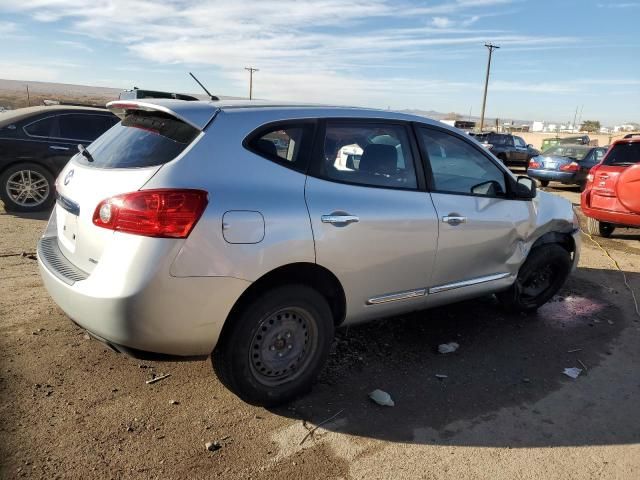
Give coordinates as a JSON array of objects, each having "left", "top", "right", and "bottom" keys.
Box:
[{"left": 38, "top": 99, "right": 580, "bottom": 406}]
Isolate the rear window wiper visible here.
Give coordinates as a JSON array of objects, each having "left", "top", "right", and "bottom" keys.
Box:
[{"left": 78, "top": 143, "right": 94, "bottom": 162}]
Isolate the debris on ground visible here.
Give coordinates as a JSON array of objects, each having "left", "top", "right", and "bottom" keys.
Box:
[
  {"left": 369, "top": 389, "right": 395, "bottom": 406},
  {"left": 435, "top": 374, "right": 448, "bottom": 379},
  {"left": 300, "top": 409, "right": 344, "bottom": 445},
  {"left": 169, "top": 400, "right": 179, "bottom": 405},
  {"left": 577, "top": 359, "right": 588, "bottom": 372},
  {"left": 205, "top": 441, "right": 222, "bottom": 452},
  {"left": 146, "top": 373, "right": 171, "bottom": 385},
  {"left": 438, "top": 342, "right": 459, "bottom": 354},
  {"left": 567, "top": 348, "right": 582, "bottom": 353},
  {"left": 563, "top": 367, "right": 582, "bottom": 379}
]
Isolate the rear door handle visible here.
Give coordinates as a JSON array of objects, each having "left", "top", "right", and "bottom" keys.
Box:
[
  {"left": 49, "top": 146, "right": 70, "bottom": 151},
  {"left": 442, "top": 215, "right": 467, "bottom": 226},
  {"left": 321, "top": 215, "right": 359, "bottom": 225}
]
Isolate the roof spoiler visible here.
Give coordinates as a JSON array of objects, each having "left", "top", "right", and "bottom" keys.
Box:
[
  {"left": 107, "top": 100, "right": 219, "bottom": 130},
  {"left": 623, "top": 133, "right": 640, "bottom": 139}
]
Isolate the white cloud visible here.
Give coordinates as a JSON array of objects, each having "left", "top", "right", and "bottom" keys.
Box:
[
  {"left": 431, "top": 16, "right": 454, "bottom": 28},
  {"left": 55, "top": 40, "right": 93, "bottom": 52},
  {"left": 0, "top": 0, "right": 587, "bottom": 105}
]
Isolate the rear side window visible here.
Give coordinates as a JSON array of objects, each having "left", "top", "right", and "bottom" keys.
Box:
[
  {"left": 58, "top": 114, "right": 118, "bottom": 141},
  {"left": 603, "top": 143, "right": 640, "bottom": 166},
  {"left": 319, "top": 122, "right": 418, "bottom": 190},
  {"left": 80, "top": 111, "right": 199, "bottom": 168},
  {"left": 24, "top": 116, "right": 57, "bottom": 137}
]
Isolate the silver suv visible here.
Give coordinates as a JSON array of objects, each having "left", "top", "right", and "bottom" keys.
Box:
[{"left": 38, "top": 99, "right": 580, "bottom": 406}]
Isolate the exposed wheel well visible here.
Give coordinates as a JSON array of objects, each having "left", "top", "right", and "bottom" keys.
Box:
[
  {"left": 530, "top": 231, "right": 576, "bottom": 255},
  {"left": 224, "top": 263, "right": 347, "bottom": 331}
]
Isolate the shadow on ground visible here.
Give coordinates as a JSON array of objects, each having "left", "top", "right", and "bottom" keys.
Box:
[
  {"left": 0, "top": 207, "right": 51, "bottom": 221},
  {"left": 272, "top": 267, "right": 640, "bottom": 448}
]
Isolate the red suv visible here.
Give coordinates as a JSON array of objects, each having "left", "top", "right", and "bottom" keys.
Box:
[{"left": 581, "top": 134, "right": 640, "bottom": 237}]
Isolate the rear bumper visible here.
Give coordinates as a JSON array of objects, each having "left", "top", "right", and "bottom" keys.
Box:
[
  {"left": 581, "top": 205, "right": 640, "bottom": 227},
  {"left": 581, "top": 191, "right": 640, "bottom": 228},
  {"left": 528, "top": 169, "right": 580, "bottom": 184},
  {"left": 38, "top": 234, "right": 251, "bottom": 356}
]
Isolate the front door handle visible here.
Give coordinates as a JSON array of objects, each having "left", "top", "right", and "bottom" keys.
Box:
[
  {"left": 321, "top": 215, "right": 359, "bottom": 225},
  {"left": 49, "top": 146, "right": 70, "bottom": 151},
  {"left": 442, "top": 215, "right": 467, "bottom": 226}
]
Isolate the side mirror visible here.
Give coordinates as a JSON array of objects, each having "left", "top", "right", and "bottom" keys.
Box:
[
  {"left": 471, "top": 180, "right": 504, "bottom": 196},
  {"left": 527, "top": 144, "right": 533, "bottom": 148},
  {"left": 515, "top": 176, "right": 537, "bottom": 199}
]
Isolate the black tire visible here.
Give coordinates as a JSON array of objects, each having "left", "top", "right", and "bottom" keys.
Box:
[
  {"left": 539, "top": 180, "right": 550, "bottom": 188},
  {"left": 212, "top": 285, "right": 334, "bottom": 406},
  {"left": 497, "top": 244, "right": 572, "bottom": 312},
  {"left": 586, "top": 216, "right": 615, "bottom": 238},
  {"left": 0, "top": 163, "right": 55, "bottom": 212}
]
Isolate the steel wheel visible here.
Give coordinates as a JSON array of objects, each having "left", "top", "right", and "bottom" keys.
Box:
[
  {"left": 249, "top": 307, "right": 318, "bottom": 387},
  {"left": 5, "top": 169, "right": 50, "bottom": 208}
]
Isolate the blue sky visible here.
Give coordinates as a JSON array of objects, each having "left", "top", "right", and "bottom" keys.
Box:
[{"left": 0, "top": 0, "right": 638, "bottom": 125}]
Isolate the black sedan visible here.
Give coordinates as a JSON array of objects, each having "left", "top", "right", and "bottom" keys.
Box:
[{"left": 0, "top": 105, "right": 118, "bottom": 212}]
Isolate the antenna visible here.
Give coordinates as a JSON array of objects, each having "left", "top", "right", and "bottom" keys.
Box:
[{"left": 189, "top": 72, "right": 219, "bottom": 101}]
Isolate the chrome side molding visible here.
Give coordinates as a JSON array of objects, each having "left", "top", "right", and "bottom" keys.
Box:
[
  {"left": 429, "top": 272, "right": 511, "bottom": 294},
  {"left": 367, "top": 288, "right": 426, "bottom": 305}
]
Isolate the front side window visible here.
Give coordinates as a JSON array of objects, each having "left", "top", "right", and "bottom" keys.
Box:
[
  {"left": 320, "top": 122, "right": 418, "bottom": 189},
  {"left": 419, "top": 128, "right": 507, "bottom": 197},
  {"left": 514, "top": 136, "right": 526, "bottom": 147}
]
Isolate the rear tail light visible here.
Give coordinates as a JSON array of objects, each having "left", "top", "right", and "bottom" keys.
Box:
[
  {"left": 529, "top": 160, "right": 541, "bottom": 169},
  {"left": 93, "top": 189, "right": 208, "bottom": 238},
  {"left": 560, "top": 162, "right": 580, "bottom": 172}
]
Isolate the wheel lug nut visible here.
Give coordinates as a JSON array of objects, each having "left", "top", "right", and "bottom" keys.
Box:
[
  {"left": 269, "top": 346, "right": 275, "bottom": 351},
  {"left": 287, "top": 345, "right": 292, "bottom": 349}
]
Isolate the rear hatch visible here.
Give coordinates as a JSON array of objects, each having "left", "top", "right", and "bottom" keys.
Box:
[
  {"left": 53, "top": 102, "right": 212, "bottom": 274},
  {"left": 591, "top": 141, "right": 640, "bottom": 212}
]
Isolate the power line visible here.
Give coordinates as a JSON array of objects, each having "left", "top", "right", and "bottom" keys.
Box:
[
  {"left": 479, "top": 43, "right": 499, "bottom": 132},
  {"left": 244, "top": 67, "right": 259, "bottom": 100}
]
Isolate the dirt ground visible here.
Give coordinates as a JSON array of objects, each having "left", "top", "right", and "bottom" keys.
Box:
[{"left": 1, "top": 185, "right": 639, "bottom": 479}]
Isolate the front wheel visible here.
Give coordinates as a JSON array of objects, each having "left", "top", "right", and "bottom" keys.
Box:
[
  {"left": 0, "top": 163, "right": 55, "bottom": 212},
  {"left": 539, "top": 180, "right": 550, "bottom": 188},
  {"left": 497, "top": 244, "right": 572, "bottom": 312},
  {"left": 212, "top": 285, "right": 334, "bottom": 406}
]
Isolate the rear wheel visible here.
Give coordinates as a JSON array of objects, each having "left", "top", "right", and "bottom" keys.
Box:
[
  {"left": 0, "top": 163, "right": 55, "bottom": 212},
  {"left": 497, "top": 244, "right": 572, "bottom": 312},
  {"left": 586, "top": 216, "right": 615, "bottom": 238},
  {"left": 539, "top": 180, "right": 550, "bottom": 188},
  {"left": 212, "top": 285, "right": 334, "bottom": 406}
]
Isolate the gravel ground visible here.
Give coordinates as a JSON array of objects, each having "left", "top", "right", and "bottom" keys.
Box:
[{"left": 1, "top": 186, "right": 639, "bottom": 479}]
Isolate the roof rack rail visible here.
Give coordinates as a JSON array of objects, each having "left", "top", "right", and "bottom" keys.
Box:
[{"left": 623, "top": 133, "right": 640, "bottom": 139}]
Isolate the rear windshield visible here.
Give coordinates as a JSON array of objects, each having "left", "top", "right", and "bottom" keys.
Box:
[
  {"left": 543, "top": 145, "right": 590, "bottom": 161},
  {"left": 79, "top": 111, "right": 199, "bottom": 168},
  {"left": 603, "top": 142, "right": 640, "bottom": 166}
]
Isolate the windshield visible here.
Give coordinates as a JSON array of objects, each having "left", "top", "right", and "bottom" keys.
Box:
[
  {"left": 542, "top": 145, "right": 591, "bottom": 161},
  {"left": 80, "top": 111, "right": 199, "bottom": 168},
  {"left": 603, "top": 142, "right": 640, "bottom": 166}
]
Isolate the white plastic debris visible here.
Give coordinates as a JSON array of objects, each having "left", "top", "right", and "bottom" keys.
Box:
[
  {"left": 438, "top": 342, "right": 459, "bottom": 354},
  {"left": 369, "top": 389, "right": 395, "bottom": 407},
  {"left": 435, "top": 374, "right": 448, "bottom": 379},
  {"left": 563, "top": 367, "right": 582, "bottom": 379}
]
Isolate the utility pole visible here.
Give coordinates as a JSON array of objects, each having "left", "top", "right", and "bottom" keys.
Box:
[
  {"left": 572, "top": 106, "right": 579, "bottom": 133},
  {"left": 479, "top": 43, "right": 499, "bottom": 132},
  {"left": 244, "top": 67, "right": 259, "bottom": 100},
  {"left": 25, "top": 84, "right": 30, "bottom": 107}
]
